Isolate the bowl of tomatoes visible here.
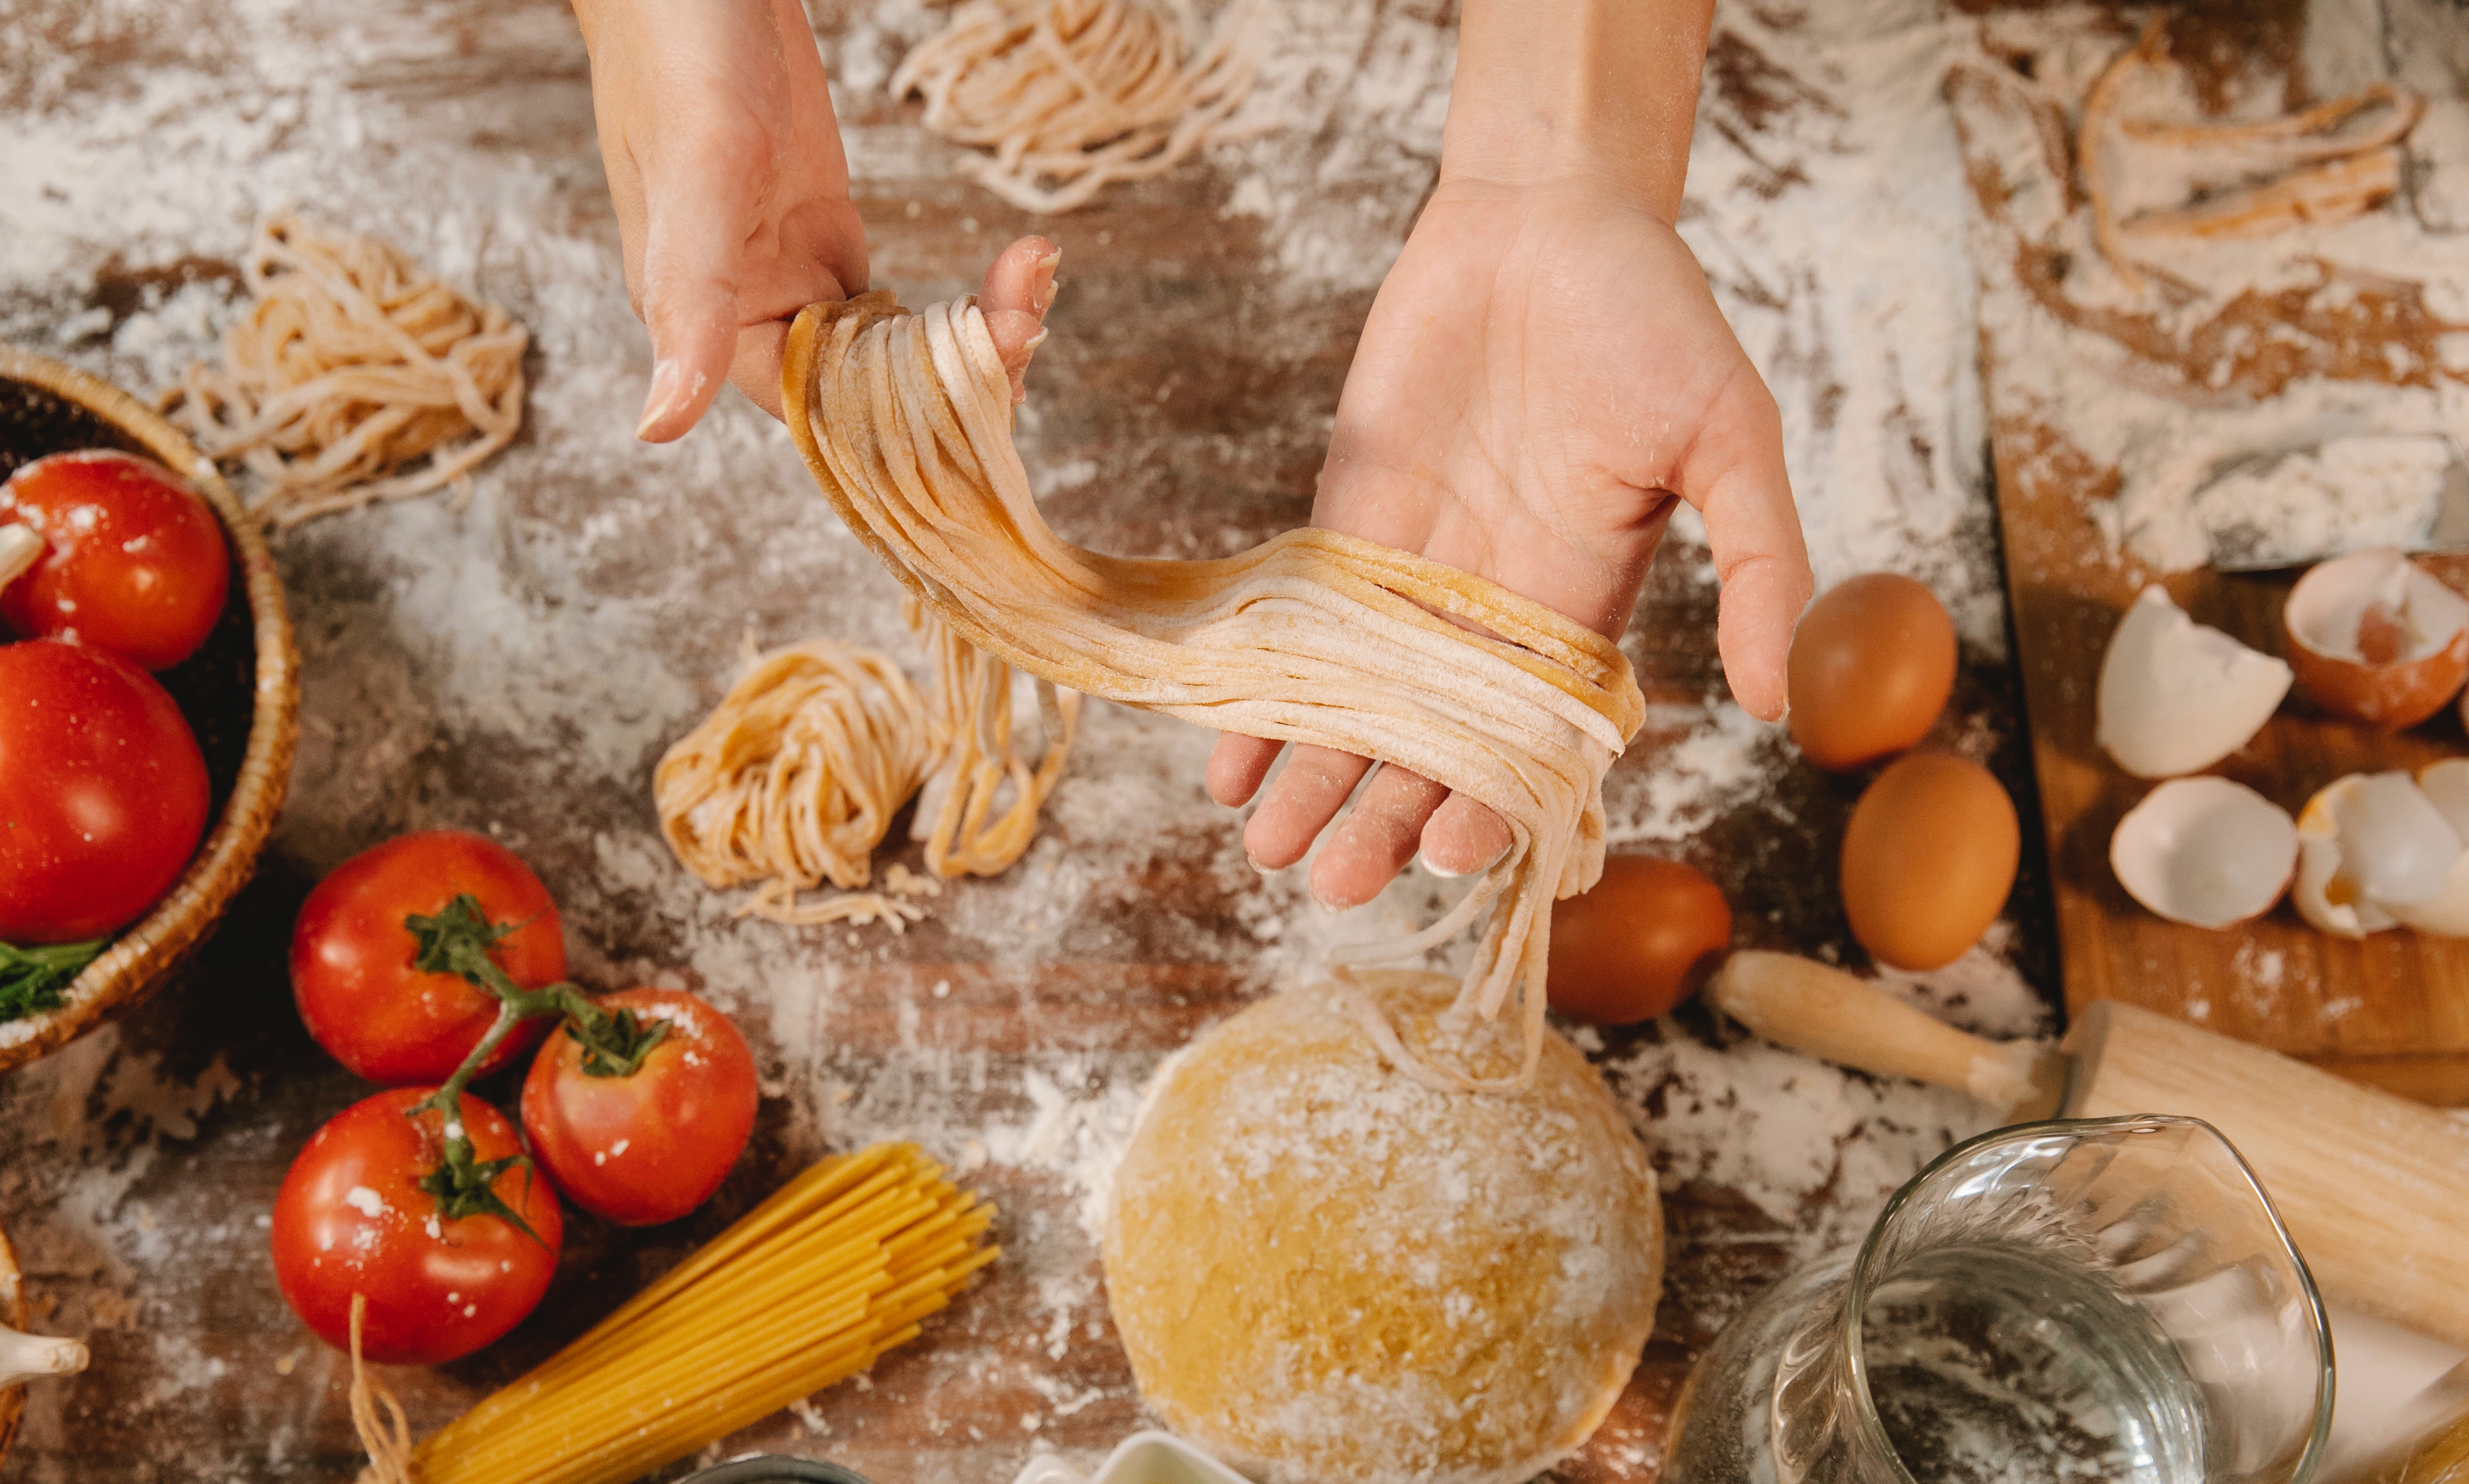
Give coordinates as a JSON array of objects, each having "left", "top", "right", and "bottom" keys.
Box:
[{"left": 0, "top": 346, "right": 299, "bottom": 1073}]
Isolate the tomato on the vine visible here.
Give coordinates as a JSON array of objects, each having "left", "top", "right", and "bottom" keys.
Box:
[
  {"left": 1, "top": 450, "right": 231, "bottom": 671},
  {"left": 522, "top": 987, "right": 758, "bottom": 1226},
  {"left": 0, "top": 638, "right": 210, "bottom": 944},
  {"left": 269, "top": 1087, "right": 561, "bottom": 1366},
  {"left": 291, "top": 831, "right": 564, "bottom": 1085}
]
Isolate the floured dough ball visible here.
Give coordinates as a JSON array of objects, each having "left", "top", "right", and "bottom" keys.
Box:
[{"left": 1103, "top": 970, "right": 1663, "bottom": 1484}]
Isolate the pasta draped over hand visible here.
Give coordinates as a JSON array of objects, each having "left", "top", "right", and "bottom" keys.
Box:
[{"left": 781, "top": 290, "right": 1647, "bottom": 1086}]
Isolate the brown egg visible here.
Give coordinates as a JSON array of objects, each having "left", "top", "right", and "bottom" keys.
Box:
[
  {"left": 1788, "top": 573, "right": 1958, "bottom": 771},
  {"left": 1547, "top": 856, "right": 1733, "bottom": 1025},
  {"left": 1840, "top": 753, "right": 2019, "bottom": 971}
]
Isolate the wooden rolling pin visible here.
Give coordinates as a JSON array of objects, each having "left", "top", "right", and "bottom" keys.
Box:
[{"left": 1711, "top": 950, "right": 2469, "bottom": 1350}]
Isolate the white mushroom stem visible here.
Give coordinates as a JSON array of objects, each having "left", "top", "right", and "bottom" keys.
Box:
[
  {"left": 0, "top": 1324, "right": 88, "bottom": 1389},
  {"left": 0, "top": 524, "right": 41, "bottom": 590}
]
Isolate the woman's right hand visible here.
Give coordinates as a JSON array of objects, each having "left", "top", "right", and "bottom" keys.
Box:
[{"left": 573, "top": 0, "right": 871, "bottom": 441}]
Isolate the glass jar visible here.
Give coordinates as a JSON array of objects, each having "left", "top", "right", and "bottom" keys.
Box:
[{"left": 1664, "top": 1116, "right": 2332, "bottom": 1484}]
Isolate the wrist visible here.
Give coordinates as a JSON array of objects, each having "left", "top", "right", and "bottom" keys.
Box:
[{"left": 1438, "top": 0, "right": 1712, "bottom": 223}]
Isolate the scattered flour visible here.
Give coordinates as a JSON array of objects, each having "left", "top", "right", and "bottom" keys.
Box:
[
  {"left": 1955, "top": 3, "right": 2469, "bottom": 578},
  {"left": 1605, "top": 698, "right": 1782, "bottom": 847},
  {"left": 2163, "top": 433, "right": 2461, "bottom": 572}
]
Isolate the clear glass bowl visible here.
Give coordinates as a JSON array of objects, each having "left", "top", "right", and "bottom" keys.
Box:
[{"left": 1664, "top": 1116, "right": 2332, "bottom": 1484}]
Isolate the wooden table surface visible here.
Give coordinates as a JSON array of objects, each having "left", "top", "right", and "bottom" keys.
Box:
[
  {"left": 1952, "top": 3, "right": 2469, "bottom": 1104},
  {"left": 0, "top": 2, "right": 2057, "bottom": 1480}
]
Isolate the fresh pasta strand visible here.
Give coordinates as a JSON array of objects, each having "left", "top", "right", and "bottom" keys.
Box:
[
  {"left": 780, "top": 291, "right": 1646, "bottom": 1090},
  {"left": 908, "top": 596, "right": 1082, "bottom": 878},
  {"left": 891, "top": 0, "right": 1265, "bottom": 214},
  {"left": 349, "top": 1144, "right": 996, "bottom": 1484},
  {"left": 162, "top": 214, "right": 526, "bottom": 526}
]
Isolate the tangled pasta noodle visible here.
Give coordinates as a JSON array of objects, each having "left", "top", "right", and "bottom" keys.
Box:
[
  {"left": 781, "top": 290, "right": 1646, "bottom": 1088},
  {"left": 654, "top": 614, "right": 1077, "bottom": 930},
  {"left": 892, "top": 0, "right": 1264, "bottom": 214},
  {"left": 163, "top": 214, "right": 526, "bottom": 525}
]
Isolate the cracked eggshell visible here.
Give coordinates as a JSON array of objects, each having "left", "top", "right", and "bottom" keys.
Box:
[
  {"left": 2109, "top": 778, "right": 2298, "bottom": 929},
  {"left": 2096, "top": 586, "right": 2293, "bottom": 779},
  {"left": 2391, "top": 759, "right": 2469, "bottom": 936},
  {"left": 2284, "top": 549, "right": 2469, "bottom": 731},
  {"left": 2293, "top": 771, "right": 2464, "bottom": 937}
]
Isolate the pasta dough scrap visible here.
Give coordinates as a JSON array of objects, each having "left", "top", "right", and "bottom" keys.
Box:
[
  {"left": 2077, "top": 23, "right": 2425, "bottom": 291},
  {"left": 891, "top": 0, "right": 1263, "bottom": 214},
  {"left": 781, "top": 290, "right": 1647, "bottom": 1086},
  {"left": 162, "top": 214, "right": 527, "bottom": 526}
]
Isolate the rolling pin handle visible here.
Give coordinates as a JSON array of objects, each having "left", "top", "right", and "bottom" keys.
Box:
[{"left": 1707, "top": 951, "right": 2069, "bottom": 1121}]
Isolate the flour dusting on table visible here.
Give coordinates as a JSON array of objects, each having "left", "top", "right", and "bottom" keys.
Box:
[{"left": 1953, "top": 1, "right": 2469, "bottom": 579}]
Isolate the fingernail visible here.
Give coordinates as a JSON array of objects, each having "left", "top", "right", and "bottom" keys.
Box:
[
  {"left": 1034, "top": 254, "right": 1061, "bottom": 311},
  {"left": 1418, "top": 850, "right": 1466, "bottom": 880},
  {"left": 635, "top": 358, "right": 685, "bottom": 440},
  {"left": 1245, "top": 849, "right": 1277, "bottom": 876},
  {"left": 1023, "top": 327, "right": 1049, "bottom": 355}
]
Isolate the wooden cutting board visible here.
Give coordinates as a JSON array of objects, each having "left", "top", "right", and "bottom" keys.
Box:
[{"left": 1953, "top": 15, "right": 2469, "bottom": 1105}]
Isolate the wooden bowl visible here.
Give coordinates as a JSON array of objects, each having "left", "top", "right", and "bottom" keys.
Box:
[{"left": 0, "top": 347, "right": 299, "bottom": 1074}]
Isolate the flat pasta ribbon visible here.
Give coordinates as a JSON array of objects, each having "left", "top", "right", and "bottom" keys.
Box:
[{"left": 781, "top": 290, "right": 1647, "bottom": 1086}]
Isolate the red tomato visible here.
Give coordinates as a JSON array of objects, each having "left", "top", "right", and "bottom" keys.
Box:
[
  {"left": 291, "top": 831, "right": 564, "bottom": 1084},
  {"left": 270, "top": 1088, "right": 562, "bottom": 1365},
  {"left": 1, "top": 450, "right": 231, "bottom": 670},
  {"left": 522, "top": 988, "right": 758, "bottom": 1226},
  {"left": 0, "top": 638, "right": 210, "bottom": 943}
]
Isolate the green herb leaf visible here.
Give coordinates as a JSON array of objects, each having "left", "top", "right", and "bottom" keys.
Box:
[{"left": 0, "top": 937, "right": 108, "bottom": 1024}]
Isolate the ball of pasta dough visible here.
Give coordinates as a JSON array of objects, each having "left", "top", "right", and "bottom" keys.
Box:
[{"left": 1103, "top": 969, "right": 1664, "bottom": 1484}]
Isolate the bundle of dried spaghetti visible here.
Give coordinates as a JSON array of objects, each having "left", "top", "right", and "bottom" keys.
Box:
[
  {"left": 891, "top": 0, "right": 1264, "bottom": 213},
  {"left": 162, "top": 214, "right": 526, "bottom": 526},
  {"left": 369, "top": 1144, "right": 997, "bottom": 1484}
]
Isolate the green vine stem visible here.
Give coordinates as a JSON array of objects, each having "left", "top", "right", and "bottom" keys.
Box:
[{"left": 396, "top": 894, "right": 669, "bottom": 1242}]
